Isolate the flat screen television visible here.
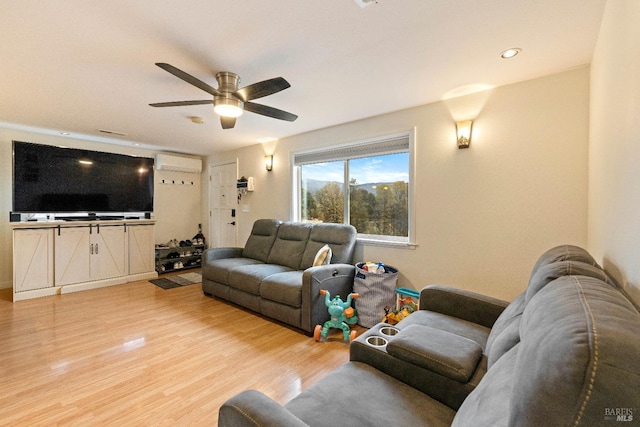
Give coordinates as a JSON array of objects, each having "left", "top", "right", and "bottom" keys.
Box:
[{"left": 12, "top": 141, "right": 154, "bottom": 215}]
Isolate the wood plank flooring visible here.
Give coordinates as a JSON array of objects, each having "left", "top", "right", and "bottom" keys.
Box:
[{"left": 0, "top": 276, "right": 362, "bottom": 426}]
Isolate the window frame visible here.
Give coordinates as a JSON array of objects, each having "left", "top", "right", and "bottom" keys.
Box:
[{"left": 291, "top": 129, "right": 416, "bottom": 247}]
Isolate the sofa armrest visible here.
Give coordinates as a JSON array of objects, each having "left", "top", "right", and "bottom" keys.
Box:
[
  {"left": 419, "top": 285, "right": 509, "bottom": 328},
  {"left": 300, "top": 264, "right": 356, "bottom": 333},
  {"left": 219, "top": 390, "right": 309, "bottom": 427},
  {"left": 202, "top": 247, "right": 243, "bottom": 263}
]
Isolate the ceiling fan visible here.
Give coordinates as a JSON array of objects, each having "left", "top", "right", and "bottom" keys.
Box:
[{"left": 150, "top": 62, "right": 298, "bottom": 129}]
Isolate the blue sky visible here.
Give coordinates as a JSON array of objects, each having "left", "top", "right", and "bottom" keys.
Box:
[{"left": 301, "top": 153, "right": 409, "bottom": 184}]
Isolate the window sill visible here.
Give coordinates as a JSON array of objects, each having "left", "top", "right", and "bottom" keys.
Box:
[{"left": 356, "top": 237, "right": 417, "bottom": 249}]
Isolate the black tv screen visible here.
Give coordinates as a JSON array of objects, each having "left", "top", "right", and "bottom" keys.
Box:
[{"left": 13, "top": 141, "right": 154, "bottom": 213}]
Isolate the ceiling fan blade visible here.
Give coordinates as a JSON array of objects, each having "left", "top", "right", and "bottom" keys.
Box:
[
  {"left": 244, "top": 101, "right": 298, "bottom": 122},
  {"left": 234, "top": 77, "right": 290, "bottom": 102},
  {"left": 149, "top": 100, "right": 213, "bottom": 107},
  {"left": 220, "top": 116, "right": 236, "bottom": 129},
  {"left": 155, "top": 63, "right": 220, "bottom": 97}
]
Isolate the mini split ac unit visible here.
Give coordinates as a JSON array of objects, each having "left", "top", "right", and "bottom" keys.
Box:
[{"left": 155, "top": 154, "right": 202, "bottom": 174}]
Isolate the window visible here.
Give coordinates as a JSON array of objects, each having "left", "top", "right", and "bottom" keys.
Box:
[{"left": 293, "top": 131, "right": 414, "bottom": 245}]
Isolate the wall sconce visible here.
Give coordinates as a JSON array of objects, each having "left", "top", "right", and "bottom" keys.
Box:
[
  {"left": 265, "top": 155, "right": 273, "bottom": 172},
  {"left": 456, "top": 120, "right": 473, "bottom": 149}
]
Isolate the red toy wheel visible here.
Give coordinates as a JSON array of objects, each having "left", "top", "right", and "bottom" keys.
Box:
[
  {"left": 314, "top": 325, "right": 322, "bottom": 342},
  {"left": 349, "top": 330, "right": 357, "bottom": 342}
]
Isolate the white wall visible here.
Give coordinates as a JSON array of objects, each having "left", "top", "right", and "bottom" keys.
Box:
[
  {"left": 589, "top": 0, "right": 640, "bottom": 305},
  {"left": 0, "top": 128, "right": 203, "bottom": 288},
  {"left": 206, "top": 67, "right": 590, "bottom": 301}
]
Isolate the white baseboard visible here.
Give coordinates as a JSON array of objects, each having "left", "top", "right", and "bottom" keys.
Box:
[{"left": 12, "top": 271, "right": 159, "bottom": 302}]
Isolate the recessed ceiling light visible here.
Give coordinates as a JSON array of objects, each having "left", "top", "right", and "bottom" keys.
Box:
[
  {"left": 354, "top": 0, "right": 378, "bottom": 8},
  {"left": 60, "top": 131, "right": 70, "bottom": 135},
  {"left": 500, "top": 48, "right": 521, "bottom": 59}
]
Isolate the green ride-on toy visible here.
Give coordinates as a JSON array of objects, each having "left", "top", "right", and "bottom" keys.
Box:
[{"left": 314, "top": 289, "right": 359, "bottom": 342}]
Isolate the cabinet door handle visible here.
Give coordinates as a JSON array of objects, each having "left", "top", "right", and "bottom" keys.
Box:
[
  {"left": 95, "top": 243, "right": 99, "bottom": 254},
  {"left": 90, "top": 243, "right": 94, "bottom": 255}
]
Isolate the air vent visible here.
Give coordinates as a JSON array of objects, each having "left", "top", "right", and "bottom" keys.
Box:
[
  {"left": 156, "top": 154, "right": 202, "bottom": 174},
  {"left": 97, "top": 129, "right": 128, "bottom": 136}
]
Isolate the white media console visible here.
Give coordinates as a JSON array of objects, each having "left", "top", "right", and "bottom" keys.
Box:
[{"left": 12, "top": 219, "right": 157, "bottom": 302}]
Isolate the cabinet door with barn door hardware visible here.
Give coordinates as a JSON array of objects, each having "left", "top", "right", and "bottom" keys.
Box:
[
  {"left": 13, "top": 228, "right": 55, "bottom": 292},
  {"left": 91, "top": 225, "right": 127, "bottom": 280},
  {"left": 55, "top": 225, "right": 127, "bottom": 286},
  {"left": 128, "top": 224, "right": 155, "bottom": 275}
]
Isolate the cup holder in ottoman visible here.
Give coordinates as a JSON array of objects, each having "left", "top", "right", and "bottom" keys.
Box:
[
  {"left": 379, "top": 326, "right": 399, "bottom": 337},
  {"left": 366, "top": 335, "right": 388, "bottom": 348}
]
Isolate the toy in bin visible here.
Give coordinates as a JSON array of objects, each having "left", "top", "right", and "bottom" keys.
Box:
[
  {"left": 314, "top": 290, "right": 359, "bottom": 342},
  {"left": 381, "top": 288, "right": 420, "bottom": 325}
]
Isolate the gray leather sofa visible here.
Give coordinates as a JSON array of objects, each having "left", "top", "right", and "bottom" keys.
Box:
[
  {"left": 218, "top": 245, "right": 640, "bottom": 426},
  {"left": 202, "top": 219, "right": 357, "bottom": 334}
]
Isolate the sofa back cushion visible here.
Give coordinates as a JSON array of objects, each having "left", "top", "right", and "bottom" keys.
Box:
[
  {"left": 525, "top": 260, "right": 616, "bottom": 304},
  {"left": 454, "top": 276, "right": 640, "bottom": 426},
  {"left": 486, "top": 260, "right": 619, "bottom": 368},
  {"left": 529, "top": 244, "right": 598, "bottom": 277},
  {"left": 242, "top": 219, "right": 282, "bottom": 262},
  {"left": 267, "top": 222, "right": 313, "bottom": 270},
  {"left": 484, "top": 292, "right": 525, "bottom": 368},
  {"left": 299, "top": 223, "right": 357, "bottom": 270}
]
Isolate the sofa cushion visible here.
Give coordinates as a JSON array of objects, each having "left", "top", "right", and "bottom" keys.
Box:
[
  {"left": 228, "top": 264, "right": 293, "bottom": 295},
  {"left": 285, "top": 362, "right": 456, "bottom": 427},
  {"left": 267, "top": 222, "right": 312, "bottom": 269},
  {"left": 484, "top": 292, "right": 525, "bottom": 368},
  {"left": 260, "top": 271, "right": 305, "bottom": 307},
  {"left": 242, "top": 219, "right": 281, "bottom": 262},
  {"left": 485, "top": 260, "right": 617, "bottom": 368},
  {"left": 456, "top": 276, "right": 640, "bottom": 426},
  {"left": 529, "top": 244, "right": 598, "bottom": 276},
  {"left": 525, "top": 260, "right": 616, "bottom": 304},
  {"left": 300, "top": 223, "right": 357, "bottom": 269},
  {"left": 508, "top": 276, "right": 640, "bottom": 425},
  {"left": 397, "top": 310, "right": 492, "bottom": 350},
  {"left": 387, "top": 324, "right": 483, "bottom": 382},
  {"left": 202, "top": 257, "right": 263, "bottom": 285},
  {"left": 452, "top": 344, "right": 519, "bottom": 427}
]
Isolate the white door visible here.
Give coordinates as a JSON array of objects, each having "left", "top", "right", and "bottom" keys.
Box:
[{"left": 209, "top": 162, "right": 238, "bottom": 248}]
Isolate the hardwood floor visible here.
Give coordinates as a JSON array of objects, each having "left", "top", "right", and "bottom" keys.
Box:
[{"left": 0, "top": 275, "right": 362, "bottom": 426}]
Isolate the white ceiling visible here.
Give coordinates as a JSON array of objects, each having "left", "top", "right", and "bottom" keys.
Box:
[{"left": 0, "top": 0, "right": 606, "bottom": 156}]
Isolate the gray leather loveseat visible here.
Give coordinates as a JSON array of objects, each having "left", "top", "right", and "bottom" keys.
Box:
[
  {"left": 218, "top": 245, "right": 640, "bottom": 426},
  {"left": 202, "top": 219, "right": 357, "bottom": 334}
]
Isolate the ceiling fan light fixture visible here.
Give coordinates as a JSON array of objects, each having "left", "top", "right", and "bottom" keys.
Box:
[
  {"left": 214, "top": 97, "right": 244, "bottom": 118},
  {"left": 151, "top": 63, "right": 296, "bottom": 128}
]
